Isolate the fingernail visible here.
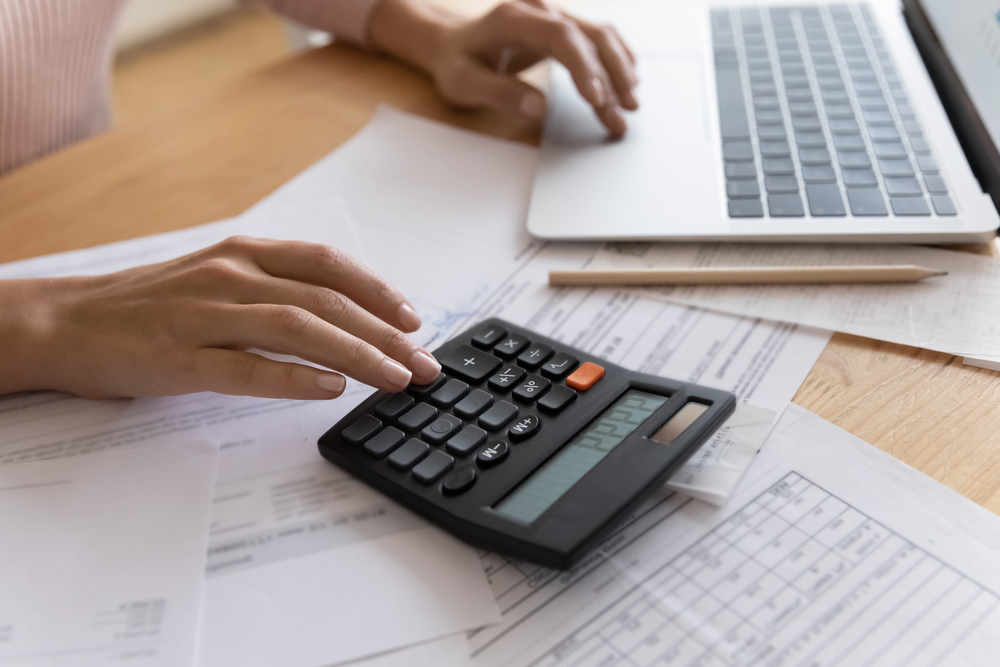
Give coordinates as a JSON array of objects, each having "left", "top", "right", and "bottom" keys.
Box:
[
  {"left": 316, "top": 373, "right": 346, "bottom": 393},
  {"left": 520, "top": 91, "right": 546, "bottom": 119},
  {"left": 381, "top": 357, "right": 412, "bottom": 389},
  {"left": 589, "top": 77, "right": 607, "bottom": 107},
  {"left": 410, "top": 349, "right": 442, "bottom": 382},
  {"left": 608, "top": 106, "right": 627, "bottom": 138},
  {"left": 398, "top": 303, "right": 421, "bottom": 332}
]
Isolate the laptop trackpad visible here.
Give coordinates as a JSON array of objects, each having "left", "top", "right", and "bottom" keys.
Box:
[{"left": 545, "top": 53, "right": 709, "bottom": 147}]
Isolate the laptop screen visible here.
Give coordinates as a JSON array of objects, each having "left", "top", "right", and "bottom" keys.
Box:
[{"left": 919, "top": 0, "right": 1000, "bottom": 151}]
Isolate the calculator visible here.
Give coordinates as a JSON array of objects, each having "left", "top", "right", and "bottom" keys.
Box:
[{"left": 318, "top": 318, "right": 736, "bottom": 569}]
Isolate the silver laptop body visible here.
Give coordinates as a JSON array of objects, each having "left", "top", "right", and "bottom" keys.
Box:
[{"left": 526, "top": 0, "right": 1000, "bottom": 243}]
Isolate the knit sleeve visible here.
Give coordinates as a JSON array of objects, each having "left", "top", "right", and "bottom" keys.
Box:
[{"left": 249, "top": 0, "right": 383, "bottom": 46}]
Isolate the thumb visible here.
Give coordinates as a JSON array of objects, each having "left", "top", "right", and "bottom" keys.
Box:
[{"left": 440, "top": 61, "right": 547, "bottom": 119}]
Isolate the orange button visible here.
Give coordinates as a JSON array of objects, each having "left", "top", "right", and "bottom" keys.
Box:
[{"left": 566, "top": 362, "right": 605, "bottom": 391}]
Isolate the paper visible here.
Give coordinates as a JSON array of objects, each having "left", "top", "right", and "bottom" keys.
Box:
[
  {"left": 0, "top": 202, "right": 501, "bottom": 667},
  {"left": 587, "top": 241, "right": 1000, "bottom": 360},
  {"left": 0, "top": 440, "right": 219, "bottom": 667},
  {"left": 241, "top": 105, "right": 541, "bottom": 349},
  {"left": 468, "top": 404, "right": 1000, "bottom": 667}
]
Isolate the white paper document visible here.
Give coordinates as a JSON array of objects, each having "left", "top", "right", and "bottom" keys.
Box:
[
  {"left": 468, "top": 404, "right": 1000, "bottom": 667},
  {"left": 588, "top": 242, "right": 1000, "bottom": 361},
  {"left": 0, "top": 440, "right": 219, "bottom": 667}
]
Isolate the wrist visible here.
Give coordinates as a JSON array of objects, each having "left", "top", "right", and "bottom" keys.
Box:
[
  {"left": 0, "top": 279, "right": 63, "bottom": 395},
  {"left": 369, "top": 0, "right": 462, "bottom": 76}
]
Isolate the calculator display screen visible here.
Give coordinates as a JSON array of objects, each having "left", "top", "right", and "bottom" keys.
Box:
[{"left": 495, "top": 390, "right": 668, "bottom": 524}]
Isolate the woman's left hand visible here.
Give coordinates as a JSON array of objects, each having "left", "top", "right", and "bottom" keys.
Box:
[{"left": 370, "top": 0, "right": 639, "bottom": 138}]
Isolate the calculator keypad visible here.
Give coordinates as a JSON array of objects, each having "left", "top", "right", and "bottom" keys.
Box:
[{"left": 346, "top": 322, "right": 600, "bottom": 494}]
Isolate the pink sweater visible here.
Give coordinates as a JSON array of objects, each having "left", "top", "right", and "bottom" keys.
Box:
[{"left": 0, "top": 0, "right": 379, "bottom": 175}]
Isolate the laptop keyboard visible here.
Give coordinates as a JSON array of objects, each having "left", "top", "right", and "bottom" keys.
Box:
[{"left": 711, "top": 3, "right": 957, "bottom": 218}]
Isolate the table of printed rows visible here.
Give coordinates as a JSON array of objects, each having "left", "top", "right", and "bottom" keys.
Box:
[{"left": 531, "top": 473, "right": 998, "bottom": 667}]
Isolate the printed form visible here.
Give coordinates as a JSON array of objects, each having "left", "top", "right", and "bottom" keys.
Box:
[{"left": 466, "top": 405, "right": 1000, "bottom": 667}]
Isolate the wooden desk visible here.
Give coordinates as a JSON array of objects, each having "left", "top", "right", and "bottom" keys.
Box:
[{"left": 2, "top": 42, "right": 999, "bottom": 511}]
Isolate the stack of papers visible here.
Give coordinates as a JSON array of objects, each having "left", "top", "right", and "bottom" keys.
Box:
[{"left": 3, "top": 106, "right": 998, "bottom": 667}]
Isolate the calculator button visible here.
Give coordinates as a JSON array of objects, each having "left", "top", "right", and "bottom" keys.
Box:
[
  {"left": 471, "top": 324, "right": 506, "bottom": 349},
  {"left": 364, "top": 427, "right": 405, "bottom": 458},
  {"left": 446, "top": 425, "right": 488, "bottom": 456},
  {"left": 541, "top": 353, "right": 578, "bottom": 379},
  {"left": 439, "top": 345, "right": 503, "bottom": 382},
  {"left": 388, "top": 439, "right": 430, "bottom": 470},
  {"left": 493, "top": 334, "right": 530, "bottom": 359},
  {"left": 430, "top": 379, "right": 470, "bottom": 408},
  {"left": 479, "top": 401, "right": 519, "bottom": 432},
  {"left": 517, "top": 344, "right": 553, "bottom": 370},
  {"left": 453, "top": 389, "right": 494, "bottom": 419},
  {"left": 476, "top": 441, "right": 509, "bottom": 468},
  {"left": 407, "top": 373, "right": 447, "bottom": 399},
  {"left": 397, "top": 403, "right": 438, "bottom": 432},
  {"left": 441, "top": 467, "right": 477, "bottom": 495},
  {"left": 412, "top": 451, "right": 455, "bottom": 484},
  {"left": 566, "top": 362, "right": 605, "bottom": 391},
  {"left": 375, "top": 393, "right": 414, "bottom": 422},
  {"left": 342, "top": 415, "right": 382, "bottom": 445},
  {"left": 537, "top": 385, "right": 577, "bottom": 414},
  {"left": 488, "top": 365, "right": 526, "bottom": 392},
  {"left": 512, "top": 375, "right": 551, "bottom": 403},
  {"left": 421, "top": 415, "right": 463, "bottom": 444},
  {"left": 508, "top": 414, "right": 540, "bottom": 442}
]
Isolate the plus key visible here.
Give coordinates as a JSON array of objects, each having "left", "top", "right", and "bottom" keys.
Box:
[{"left": 438, "top": 345, "right": 502, "bottom": 383}]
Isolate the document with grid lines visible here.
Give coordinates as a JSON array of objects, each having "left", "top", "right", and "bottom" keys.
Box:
[{"left": 468, "top": 405, "right": 1000, "bottom": 667}]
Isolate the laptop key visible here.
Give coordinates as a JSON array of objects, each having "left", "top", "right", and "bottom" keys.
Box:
[
  {"left": 758, "top": 125, "right": 787, "bottom": 140},
  {"left": 767, "top": 194, "right": 805, "bottom": 217},
  {"left": 723, "top": 142, "right": 754, "bottom": 162},
  {"left": 727, "top": 181, "right": 761, "bottom": 199},
  {"left": 924, "top": 175, "right": 948, "bottom": 194},
  {"left": 756, "top": 110, "right": 784, "bottom": 125},
  {"left": 838, "top": 152, "right": 872, "bottom": 169},
  {"left": 763, "top": 157, "right": 795, "bottom": 175},
  {"left": 825, "top": 104, "right": 855, "bottom": 119},
  {"left": 728, "top": 199, "right": 764, "bottom": 217},
  {"left": 932, "top": 195, "right": 957, "bottom": 216},
  {"left": 725, "top": 163, "right": 757, "bottom": 180},
  {"left": 873, "top": 142, "right": 907, "bottom": 158},
  {"left": 885, "top": 178, "right": 922, "bottom": 196},
  {"left": 790, "top": 102, "right": 817, "bottom": 117},
  {"left": 910, "top": 137, "right": 931, "bottom": 154},
  {"left": 716, "top": 70, "right": 751, "bottom": 141},
  {"left": 806, "top": 184, "right": 846, "bottom": 216},
  {"left": 830, "top": 119, "right": 860, "bottom": 135},
  {"left": 847, "top": 189, "right": 888, "bottom": 216},
  {"left": 917, "top": 155, "right": 939, "bottom": 174},
  {"left": 869, "top": 126, "right": 901, "bottom": 142},
  {"left": 890, "top": 197, "right": 931, "bottom": 216},
  {"left": 792, "top": 116, "right": 822, "bottom": 132},
  {"left": 843, "top": 169, "right": 878, "bottom": 187},
  {"left": 796, "top": 132, "right": 826, "bottom": 148},
  {"left": 833, "top": 135, "right": 866, "bottom": 151},
  {"left": 760, "top": 141, "right": 791, "bottom": 158},
  {"left": 765, "top": 175, "right": 800, "bottom": 194},
  {"left": 802, "top": 166, "right": 837, "bottom": 183},
  {"left": 879, "top": 159, "right": 915, "bottom": 177},
  {"left": 799, "top": 148, "right": 831, "bottom": 165},
  {"left": 863, "top": 110, "right": 894, "bottom": 126}
]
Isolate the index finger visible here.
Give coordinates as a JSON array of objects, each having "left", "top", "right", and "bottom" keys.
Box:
[{"left": 223, "top": 237, "right": 423, "bottom": 334}]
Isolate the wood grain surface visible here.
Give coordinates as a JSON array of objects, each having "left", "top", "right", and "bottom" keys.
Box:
[{"left": 2, "top": 33, "right": 999, "bottom": 512}]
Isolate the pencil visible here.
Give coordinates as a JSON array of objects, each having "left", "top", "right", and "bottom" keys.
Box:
[{"left": 548, "top": 265, "right": 948, "bottom": 286}]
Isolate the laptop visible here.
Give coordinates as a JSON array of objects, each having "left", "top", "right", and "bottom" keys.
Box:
[{"left": 526, "top": 0, "right": 1000, "bottom": 243}]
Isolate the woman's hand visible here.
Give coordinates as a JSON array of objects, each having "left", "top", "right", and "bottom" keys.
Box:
[
  {"left": 369, "top": 0, "right": 638, "bottom": 137},
  {"left": 0, "top": 236, "right": 441, "bottom": 400}
]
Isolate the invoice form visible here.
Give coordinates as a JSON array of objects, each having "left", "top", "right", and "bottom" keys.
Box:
[
  {"left": 468, "top": 405, "right": 1000, "bottom": 667},
  {"left": 0, "top": 440, "right": 218, "bottom": 667}
]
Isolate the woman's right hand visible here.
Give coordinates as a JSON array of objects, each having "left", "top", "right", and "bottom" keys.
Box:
[{"left": 0, "top": 236, "right": 442, "bottom": 400}]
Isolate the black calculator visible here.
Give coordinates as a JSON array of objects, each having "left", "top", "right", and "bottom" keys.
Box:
[{"left": 319, "top": 318, "right": 736, "bottom": 569}]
